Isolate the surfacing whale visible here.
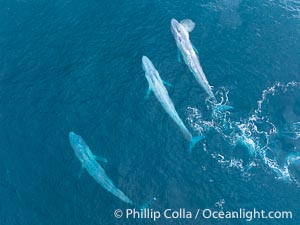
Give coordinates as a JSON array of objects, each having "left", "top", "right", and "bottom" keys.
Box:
[
  {"left": 171, "top": 18, "right": 216, "bottom": 100},
  {"left": 69, "top": 132, "right": 133, "bottom": 204},
  {"left": 142, "top": 56, "right": 203, "bottom": 151}
]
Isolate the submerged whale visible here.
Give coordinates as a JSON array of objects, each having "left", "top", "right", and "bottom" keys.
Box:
[
  {"left": 142, "top": 56, "right": 203, "bottom": 150},
  {"left": 286, "top": 153, "right": 300, "bottom": 167},
  {"left": 171, "top": 18, "right": 216, "bottom": 100},
  {"left": 69, "top": 132, "right": 133, "bottom": 204}
]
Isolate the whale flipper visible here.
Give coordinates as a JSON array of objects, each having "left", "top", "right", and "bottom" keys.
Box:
[
  {"left": 163, "top": 80, "right": 173, "bottom": 88},
  {"left": 189, "top": 135, "right": 204, "bottom": 152},
  {"left": 192, "top": 43, "right": 198, "bottom": 54},
  {"left": 95, "top": 156, "right": 108, "bottom": 164},
  {"left": 177, "top": 50, "right": 181, "bottom": 62},
  {"left": 180, "top": 19, "right": 195, "bottom": 32},
  {"left": 146, "top": 87, "right": 152, "bottom": 98}
]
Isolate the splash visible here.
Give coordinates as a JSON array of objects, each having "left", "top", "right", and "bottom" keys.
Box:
[
  {"left": 187, "top": 82, "right": 300, "bottom": 184},
  {"left": 249, "top": 81, "right": 300, "bottom": 182}
]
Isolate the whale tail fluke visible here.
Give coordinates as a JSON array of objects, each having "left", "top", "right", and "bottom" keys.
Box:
[{"left": 189, "top": 135, "right": 204, "bottom": 152}]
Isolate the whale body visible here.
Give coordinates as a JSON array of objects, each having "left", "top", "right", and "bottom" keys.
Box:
[
  {"left": 171, "top": 18, "right": 216, "bottom": 100},
  {"left": 69, "top": 132, "right": 133, "bottom": 204},
  {"left": 142, "top": 56, "right": 203, "bottom": 150}
]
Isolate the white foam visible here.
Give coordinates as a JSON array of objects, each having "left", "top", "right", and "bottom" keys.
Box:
[{"left": 187, "top": 82, "right": 300, "bottom": 184}]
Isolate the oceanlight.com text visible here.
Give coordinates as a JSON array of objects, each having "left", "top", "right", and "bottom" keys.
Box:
[
  {"left": 114, "top": 208, "right": 293, "bottom": 222},
  {"left": 200, "top": 208, "right": 292, "bottom": 221}
]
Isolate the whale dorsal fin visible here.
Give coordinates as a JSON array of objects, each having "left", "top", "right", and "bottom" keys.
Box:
[{"left": 180, "top": 19, "right": 195, "bottom": 32}]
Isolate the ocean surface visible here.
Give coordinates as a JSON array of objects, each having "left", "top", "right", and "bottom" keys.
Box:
[{"left": 0, "top": 0, "right": 300, "bottom": 224}]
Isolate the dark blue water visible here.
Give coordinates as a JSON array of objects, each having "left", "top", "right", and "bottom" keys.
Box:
[{"left": 0, "top": 0, "right": 299, "bottom": 224}]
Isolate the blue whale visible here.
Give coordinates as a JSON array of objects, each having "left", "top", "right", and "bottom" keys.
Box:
[
  {"left": 171, "top": 18, "right": 216, "bottom": 100},
  {"left": 142, "top": 56, "right": 203, "bottom": 151},
  {"left": 69, "top": 132, "right": 133, "bottom": 204}
]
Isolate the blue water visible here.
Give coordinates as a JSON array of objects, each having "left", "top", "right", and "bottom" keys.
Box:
[{"left": 0, "top": 0, "right": 300, "bottom": 224}]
